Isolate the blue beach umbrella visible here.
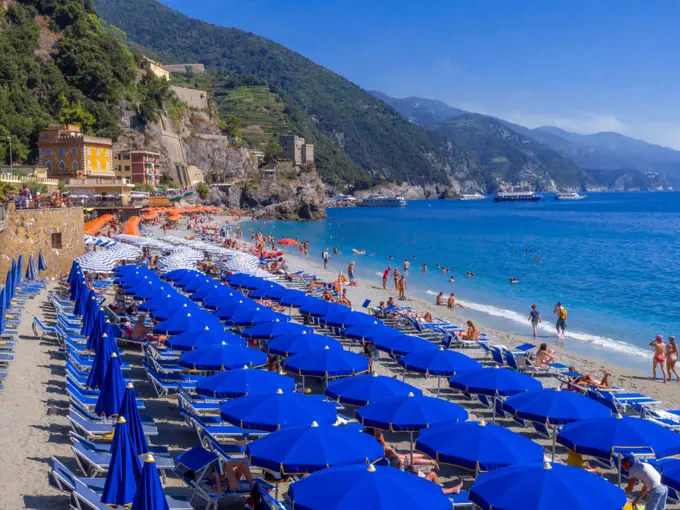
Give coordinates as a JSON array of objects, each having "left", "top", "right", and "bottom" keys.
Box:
[
  {"left": 131, "top": 454, "right": 170, "bottom": 510},
  {"left": 265, "top": 331, "right": 342, "bottom": 357},
  {"left": 101, "top": 416, "right": 143, "bottom": 506},
  {"left": 119, "top": 382, "right": 149, "bottom": 455},
  {"left": 399, "top": 347, "right": 482, "bottom": 396},
  {"left": 0, "top": 289, "right": 7, "bottom": 335},
  {"left": 162, "top": 268, "right": 199, "bottom": 282},
  {"left": 222, "top": 272, "right": 256, "bottom": 287},
  {"left": 202, "top": 288, "right": 243, "bottom": 310},
  {"left": 324, "top": 373, "right": 422, "bottom": 406},
  {"left": 25, "top": 253, "right": 36, "bottom": 280},
  {"left": 416, "top": 421, "right": 545, "bottom": 472},
  {"left": 248, "top": 282, "right": 288, "bottom": 300},
  {"left": 190, "top": 281, "right": 222, "bottom": 302},
  {"left": 371, "top": 332, "right": 438, "bottom": 357},
  {"left": 95, "top": 352, "right": 126, "bottom": 417},
  {"left": 86, "top": 335, "right": 113, "bottom": 390},
  {"left": 504, "top": 388, "right": 611, "bottom": 460},
  {"left": 278, "top": 289, "right": 311, "bottom": 307},
  {"left": 16, "top": 255, "right": 22, "bottom": 284},
  {"left": 343, "top": 323, "right": 395, "bottom": 341},
  {"left": 80, "top": 293, "right": 98, "bottom": 337},
  {"left": 300, "top": 300, "right": 347, "bottom": 318},
  {"left": 196, "top": 368, "right": 295, "bottom": 399},
  {"left": 246, "top": 422, "right": 384, "bottom": 475},
  {"left": 183, "top": 276, "right": 213, "bottom": 294},
  {"left": 214, "top": 299, "right": 258, "bottom": 320},
  {"left": 165, "top": 326, "right": 245, "bottom": 351},
  {"left": 38, "top": 248, "right": 47, "bottom": 272},
  {"left": 661, "top": 459, "right": 680, "bottom": 492},
  {"left": 469, "top": 462, "right": 626, "bottom": 510},
  {"left": 242, "top": 320, "right": 312, "bottom": 340},
  {"left": 136, "top": 293, "right": 184, "bottom": 313},
  {"left": 178, "top": 342, "right": 267, "bottom": 371},
  {"left": 288, "top": 464, "right": 453, "bottom": 510},
  {"left": 321, "top": 309, "right": 377, "bottom": 329},
  {"left": 285, "top": 346, "right": 369, "bottom": 382},
  {"left": 557, "top": 415, "right": 680, "bottom": 460},
  {"left": 236, "top": 275, "right": 267, "bottom": 291},
  {"left": 154, "top": 311, "right": 222, "bottom": 335},
  {"left": 130, "top": 281, "right": 169, "bottom": 301},
  {"left": 356, "top": 392, "right": 467, "bottom": 464},
  {"left": 220, "top": 389, "right": 337, "bottom": 431},
  {"left": 173, "top": 272, "right": 204, "bottom": 289},
  {"left": 224, "top": 306, "right": 290, "bottom": 327},
  {"left": 148, "top": 302, "right": 200, "bottom": 322}
]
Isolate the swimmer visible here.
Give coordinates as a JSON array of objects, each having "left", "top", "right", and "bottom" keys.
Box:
[
  {"left": 509, "top": 278, "right": 518, "bottom": 284},
  {"left": 448, "top": 276, "right": 455, "bottom": 282},
  {"left": 466, "top": 271, "right": 475, "bottom": 277},
  {"left": 421, "top": 264, "right": 427, "bottom": 272},
  {"left": 534, "top": 257, "right": 541, "bottom": 263},
  {"left": 442, "top": 268, "right": 449, "bottom": 274},
  {"left": 436, "top": 264, "right": 441, "bottom": 269},
  {"left": 389, "top": 255, "right": 393, "bottom": 260}
]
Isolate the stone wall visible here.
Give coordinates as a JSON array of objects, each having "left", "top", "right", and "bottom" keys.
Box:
[
  {"left": 0, "top": 204, "right": 84, "bottom": 279},
  {"left": 170, "top": 86, "right": 209, "bottom": 110}
]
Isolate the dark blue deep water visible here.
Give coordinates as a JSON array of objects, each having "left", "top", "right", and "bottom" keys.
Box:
[{"left": 245, "top": 192, "right": 680, "bottom": 369}]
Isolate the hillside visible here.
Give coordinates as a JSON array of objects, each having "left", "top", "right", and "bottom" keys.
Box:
[
  {"left": 369, "top": 91, "right": 467, "bottom": 129},
  {"left": 433, "top": 114, "right": 595, "bottom": 190},
  {"left": 92, "top": 0, "right": 455, "bottom": 188},
  {"left": 0, "top": 0, "right": 139, "bottom": 163}
]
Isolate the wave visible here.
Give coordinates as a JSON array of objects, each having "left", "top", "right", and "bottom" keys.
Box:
[{"left": 460, "top": 299, "right": 649, "bottom": 360}]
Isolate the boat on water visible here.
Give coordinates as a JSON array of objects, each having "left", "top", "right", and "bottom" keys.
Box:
[
  {"left": 554, "top": 192, "right": 586, "bottom": 201},
  {"left": 459, "top": 192, "right": 487, "bottom": 201},
  {"left": 356, "top": 194, "right": 407, "bottom": 207},
  {"left": 493, "top": 191, "right": 542, "bottom": 203},
  {"left": 329, "top": 194, "right": 356, "bottom": 203}
]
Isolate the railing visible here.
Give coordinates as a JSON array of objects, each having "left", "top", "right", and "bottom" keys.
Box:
[{"left": 0, "top": 174, "right": 60, "bottom": 187}]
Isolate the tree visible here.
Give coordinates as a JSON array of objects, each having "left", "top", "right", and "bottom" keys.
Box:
[
  {"left": 195, "top": 181, "right": 209, "bottom": 199},
  {"left": 263, "top": 142, "right": 282, "bottom": 164},
  {"left": 133, "top": 182, "right": 155, "bottom": 193},
  {"left": 221, "top": 115, "right": 242, "bottom": 138},
  {"left": 0, "top": 181, "right": 16, "bottom": 202}
]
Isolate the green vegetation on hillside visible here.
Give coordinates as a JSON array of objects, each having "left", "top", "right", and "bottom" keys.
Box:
[
  {"left": 0, "top": 0, "right": 139, "bottom": 164},
  {"left": 92, "top": 0, "right": 452, "bottom": 187}
]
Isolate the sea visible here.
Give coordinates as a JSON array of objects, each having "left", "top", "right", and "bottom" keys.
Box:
[{"left": 244, "top": 192, "right": 680, "bottom": 371}]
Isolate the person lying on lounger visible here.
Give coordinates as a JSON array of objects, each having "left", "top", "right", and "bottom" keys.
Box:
[
  {"left": 185, "top": 459, "right": 254, "bottom": 493},
  {"left": 363, "top": 427, "right": 439, "bottom": 470},
  {"left": 567, "top": 366, "right": 611, "bottom": 388},
  {"left": 407, "top": 465, "right": 463, "bottom": 495}
]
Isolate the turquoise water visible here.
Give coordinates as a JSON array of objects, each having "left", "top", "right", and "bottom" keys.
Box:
[{"left": 245, "top": 193, "right": 680, "bottom": 370}]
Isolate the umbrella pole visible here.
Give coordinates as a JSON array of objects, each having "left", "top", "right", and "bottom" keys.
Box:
[
  {"left": 492, "top": 395, "right": 497, "bottom": 424},
  {"left": 302, "top": 375, "right": 305, "bottom": 392},
  {"left": 402, "top": 365, "right": 406, "bottom": 382},
  {"left": 410, "top": 431, "right": 414, "bottom": 467},
  {"left": 436, "top": 377, "right": 441, "bottom": 398},
  {"left": 551, "top": 424, "right": 556, "bottom": 461}
]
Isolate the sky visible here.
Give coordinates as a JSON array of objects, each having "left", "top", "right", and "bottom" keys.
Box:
[{"left": 160, "top": 0, "right": 680, "bottom": 149}]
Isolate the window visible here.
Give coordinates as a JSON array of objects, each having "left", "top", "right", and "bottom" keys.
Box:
[
  {"left": 58, "top": 147, "right": 65, "bottom": 157},
  {"left": 87, "top": 148, "right": 92, "bottom": 156},
  {"left": 45, "top": 161, "right": 52, "bottom": 172},
  {"left": 58, "top": 160, "right": 65, "bottom": 171},
  {"left": 106, "top": 150, "right": 110, "bottom": 157},
  {"left": 125, "top": 165, "right": 131, "bottom": 171},
  {"left": 97, "top": 161, "right": 101, "bottom": 171},
  {"left": 43, "top": 133, "right": 49, "bottom": 139},
  {"left": 45, "top": 148, "right": 52, "bottom": 157},
  {"left": 87, "top": 161, "right": 92, "bottom": 171},
  {"left": 71, "top": 147, "right": 78, "bottom": 157},
  {"left": 96, "top": 149, "right": 100, "bottom": 157},
  {"left": 72, "top": 160, "right": 79, "bottom": 171},
  {"left": 51, "top": 233, "right": 62, "bottom": 249},
  {"left": 106, "top": 162, "right": 111, "bottom": 171}
]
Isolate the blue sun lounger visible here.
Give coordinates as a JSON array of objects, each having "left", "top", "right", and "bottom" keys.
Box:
[
  {"left": 68, "top": 383, "right": 143, "bottom": 412},
  {"left": 71, "top": 478, "right": 192, "bottom": 510},
  {"left": 71, "top": 438, "right": 174, "bottom": 479},
  {"left": 67, "top": 408, "right": 157, "bottom": 440},
  {"left": 144, "top": 361, "right": 200, "bottom": 397},
  {"left": 175, "top": 446, "right": 255, "bottom": 510},
  {"left": 32, "top": 317, "right": 56, "bottom": 339},
  {"left": 50, "top": 457, "right": 105, "bottom": 494},
  {"left": 450, "top": 490, "right": 474, "bottom": 508},
  {"left": 177, "top": 386, "right": 221, "bottom": 414},
  {"left": 178, "top": 406, "right": 267, "bottom": 442}
]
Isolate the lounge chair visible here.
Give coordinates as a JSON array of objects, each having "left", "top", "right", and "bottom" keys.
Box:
[
  {"left": 70, "top": 478, "right": 192, "bottom": 510},
  {"left": 67, "top": 408, "right": 157, "bottom": 440},
  {"left": 71, "top": 437, "right": 174, "bottom": 479},
  {"left": 177, "top": 386, "right": 221, "bottom": 414},
  {"left": 50, "top": 456, "right": 105, "bottom": 494},
  {"left": 32, "top": 317, "right": 56, "bottom": 339},
  {"left": 450, "top": 490, "right": 474, "bottom": 508},
  {"left": 587, "top": 388, "right": 659, "bottom": 414},
  {"left": 178, "top": 405, "right": 266, "bottom": 442},
  {"left": 144, "top": 360, "right": 200, "bottom": 397},
  {"left": 174, "top": 446, "right": 255, "bottom": 510},
  {"left": 247, "top": 481, "right": 287, "bottom": 510}
]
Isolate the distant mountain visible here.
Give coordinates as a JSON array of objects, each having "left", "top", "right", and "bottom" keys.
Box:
[
  {"left": 369, "top": 91, "right": 467, "bottom": 128},
  {"left": 433, "top": 114, "right": 595, "bottom": 190}
]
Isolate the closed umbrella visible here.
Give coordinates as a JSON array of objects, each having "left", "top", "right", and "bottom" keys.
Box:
[
  {"left": 118, "top": 382, "right": 149, "bottom": 455},
  {"left": 504, "top": 388, "right": 611, "bottom": 460},
  {"left": 398, "top": 347, "right": 482, "bottom": 396},
  {"left": 469, "top": 462, "right": 626, "bottom": 510},
  {"left": 356, "top": 393, "right": 468, "bottom": 464},
  {"left": 95, "top": 352, "right": 126, "bottom": 418},
  {"left": 86, "top": 333, "right": 116, "bottom": 389},
  {"left": 196, "top": 368, "right": 295, "bottom": 399},
  {"left": 131, "top": 454, "right": 170, "bottom": 510},
  {"left": 288, "top": 464, "right": 452, "bottom": 510},
  {"left": 38, "top": 248, "right": 47, "bottom": 272},
  {"left": 165, "top": 326, "right": 245, "bottom": 351},
  {"left": 220, "top": 389, "right": 337, "bottom": 431},
  {"left": 265, "top": 331, "right": 342, "bottom": 357},
  {"left": 178, "top": 342, "right": 267, "bottom": 371},
  {"left": 246, "top": 422, "right": 383, "bottom": 474},
  {"left": 242, "top": 321, "right": 312, "bottom": 340},
  {"left": 25, "top": 253, "right": 36, "bottom": 280},
  {"left": 449, "top": 367, "right": 542, "bottom": 422},
  {"left": 325, "top": 372, "right": 422, "bottom": 406},
  {"left": 416, "top": 421, "right": 545, "bottom": 473},
  {"left": 0, "top": 289, "right": 7, "bottom": 335},
  {"left": 101, "top": 416, "right": 142, "bottom": 506}
]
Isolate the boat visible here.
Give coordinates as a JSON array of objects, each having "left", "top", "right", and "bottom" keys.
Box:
[
  {"left": 493, "top": 191, "right": 542, "bottom": 203},
  {"left": 356, "top": 194, "right": 407, "bottom": 207},
  {"left": 459, "top": 193, "right": 487, "bottom": 201},
  {"left": 554, "top": 192, "right": 586, "bottom": 201},
  {"left": 330, "top": 194, "right": 356, "bottom": 202}
]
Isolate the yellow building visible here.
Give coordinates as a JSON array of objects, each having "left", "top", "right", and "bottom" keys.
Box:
[{"left": 38, "top": 124, "right": 114, "bottom": 179}]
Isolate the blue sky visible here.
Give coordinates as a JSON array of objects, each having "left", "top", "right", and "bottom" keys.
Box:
[{"left": 160, "top": 0, "right": 680, "bottom": 149}]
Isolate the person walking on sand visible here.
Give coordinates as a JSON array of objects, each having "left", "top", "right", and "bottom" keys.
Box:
[
  {"left": 398, "top": 275, "right": 407, "bottom": 300},
  {"left": 382, "top": 266, "right": 391, "bottom": 290},
  {"left": 528, "top": 304, "right": 542, "bottom": 339},
  {"left": 348, "top": 262, "right": 356, "bottom": 286},
  {"left": 650, "top": 335, "right": 667, "bottom": 383},
  {"left": 553, "top": 302, "right": 567, "bottom": 339},
  {"left": 393, "top": 268, "right": 400, "bottom": 291},
  {"left": 322, "top": 248, "right": 330, "bottom": 269},
  {"left": 667, "top": 336, "right": 679, "bottom": 382}
]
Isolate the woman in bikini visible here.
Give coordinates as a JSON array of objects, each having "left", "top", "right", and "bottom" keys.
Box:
[
  {"left": 460, "top": 320, "right": 479, "bottom": 341},
  {"left": 666, "top": 336, "right": 679, "bottom": 382},
  {"left": 567, "top": 366, "right": 611, "bottom": 389},
  {"left": 650, "top": 335, "right": 667, "bottom": 383}
]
